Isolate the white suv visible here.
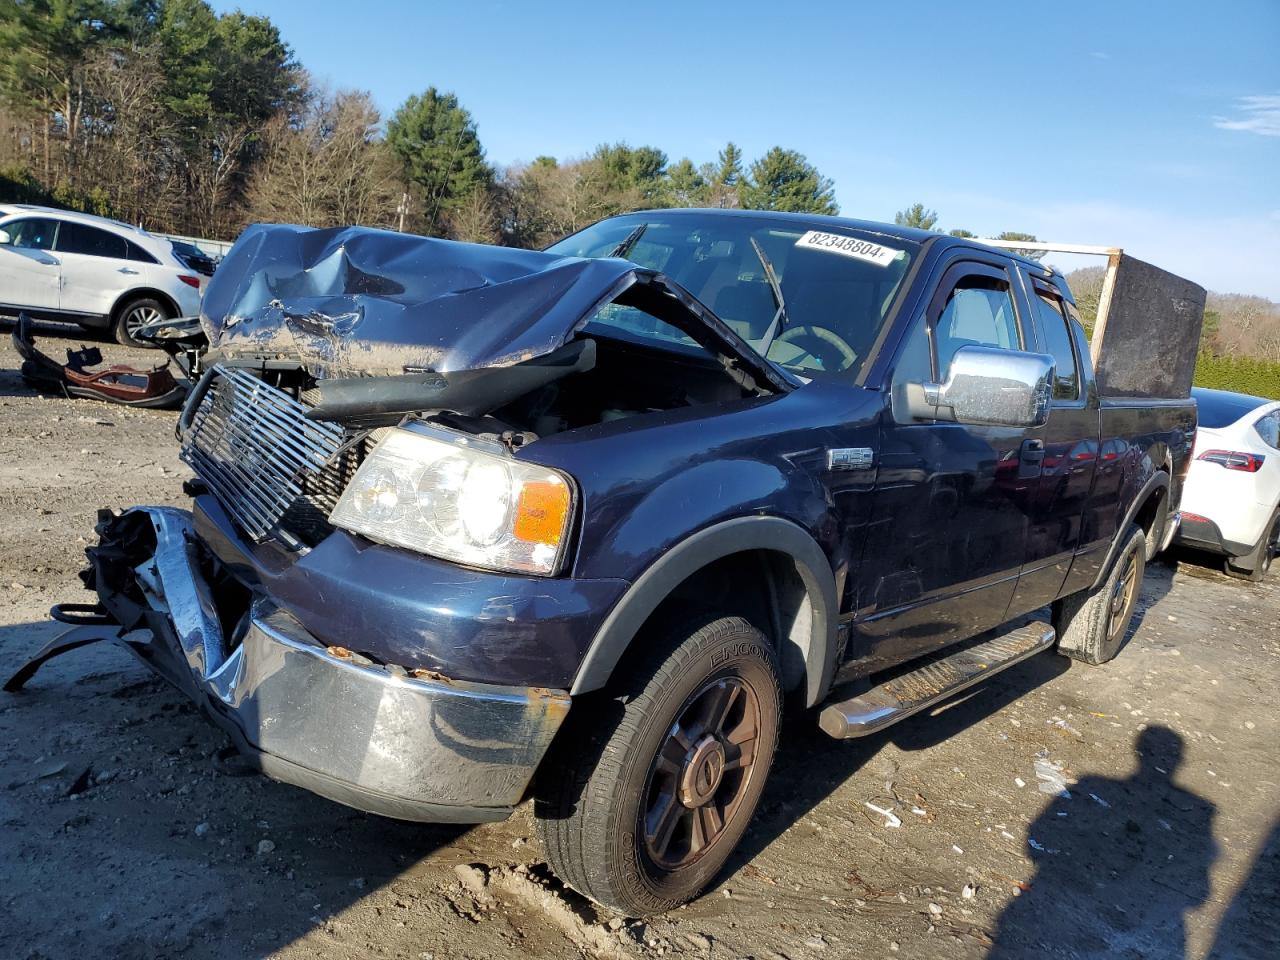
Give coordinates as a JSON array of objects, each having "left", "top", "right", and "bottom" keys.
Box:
[{"left": 0, "top": 204, "right": 204, "bottom": 347}]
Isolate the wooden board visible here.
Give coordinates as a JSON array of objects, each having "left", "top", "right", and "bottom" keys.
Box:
[{"left": 1091, "top": 253, "right": 1206, "bottom": 399}]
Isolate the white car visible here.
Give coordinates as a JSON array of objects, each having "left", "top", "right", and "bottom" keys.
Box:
[
  {"left": 0, "top": 204, "right": 204, "bottom": 347},
  {"left": 1177, "top": 387, "right": 1280, "bottom": 580}
]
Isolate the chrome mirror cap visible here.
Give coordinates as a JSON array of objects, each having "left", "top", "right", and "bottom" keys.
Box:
[{"left": 926, "top": 345, "right": 1055, "bottom": 427}]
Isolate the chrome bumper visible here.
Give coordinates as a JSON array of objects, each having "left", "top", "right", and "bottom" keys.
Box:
[{"left": 89, "top": 507, "right": 570, "bottom": 823}]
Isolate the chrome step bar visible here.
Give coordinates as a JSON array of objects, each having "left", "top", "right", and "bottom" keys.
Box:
[{"left": 818, "top": 622, "right": 1056, "bottom": 738}]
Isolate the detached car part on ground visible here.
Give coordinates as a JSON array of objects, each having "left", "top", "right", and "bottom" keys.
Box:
[
  {"left": 12, "top": 312, "right": 187, "bottom": 409},
  {"left": 7, "top": 214, "right": 1196, "bottom": 916}
]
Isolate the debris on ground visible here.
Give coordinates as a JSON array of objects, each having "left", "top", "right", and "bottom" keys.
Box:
[{"left": 12, "top": 313, "right": 187, "bottom": 410}]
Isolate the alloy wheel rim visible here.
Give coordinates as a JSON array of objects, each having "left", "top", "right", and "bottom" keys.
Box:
[
  {"left": 641, "top": 676, "right": 761, "bottom": 870},
  {"left": 125, "top": 305, "right": 162, "bottom": 335},
  {"left": 1107, "top": 548, "right": 1139, "bottom": 644}
]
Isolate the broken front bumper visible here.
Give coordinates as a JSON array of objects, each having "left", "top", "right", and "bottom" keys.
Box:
[{"left": 77, "top": 507, "right": 571, "bottom": 823}]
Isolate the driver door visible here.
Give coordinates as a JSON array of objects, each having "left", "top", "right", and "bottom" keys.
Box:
[
  {"left": 0, "top": 217, "right": 61, "bottom": 312},
  {"left": 850, "top": 260, "right": 1043, "bottom": 669}
]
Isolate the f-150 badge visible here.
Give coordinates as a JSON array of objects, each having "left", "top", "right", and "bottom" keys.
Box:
[{"left": 827, "top": 447, "right": 875, "bottom": 471}]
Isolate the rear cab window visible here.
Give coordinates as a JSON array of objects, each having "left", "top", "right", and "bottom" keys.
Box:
[{"left": 1028, "top": 278, "right": 1081, "bottom": 402}]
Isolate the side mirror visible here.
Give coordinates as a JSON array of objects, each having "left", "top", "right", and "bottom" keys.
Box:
[
  {"left": 0, "top": 229, "right": 11, "bottom": 245},
  {"left": 911, "top": 345, "right": 1054, "bottom": 427}
]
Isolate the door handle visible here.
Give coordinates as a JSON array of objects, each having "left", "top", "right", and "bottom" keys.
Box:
[
  {"left": 1018, "top": 438, "right": 1045, "bottom": 479},
  {"left": 118, "top": 267, "right": 139, "bottom": 275}
]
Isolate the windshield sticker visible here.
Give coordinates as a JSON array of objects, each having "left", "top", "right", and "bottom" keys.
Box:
[{"left": 795, "top": 230, "right": 903, "bottom": 267}]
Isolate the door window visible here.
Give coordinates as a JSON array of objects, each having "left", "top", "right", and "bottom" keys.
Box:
[
  {"left": 1031, "top": 286, "right": 1080, "bottom": 401},
  {"left": 4, "top": 218, "right": 58, "bottom": 250},
  {"left": 55, "top": 221, "right": 128, "bottom": 259},
  {"left": 933, "top": 271, "right": 1021, "bottom": 377}
]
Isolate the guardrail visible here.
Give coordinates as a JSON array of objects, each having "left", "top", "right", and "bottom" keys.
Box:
[{"left": 156, "top": 232, "right": 235, "bottom": 259}]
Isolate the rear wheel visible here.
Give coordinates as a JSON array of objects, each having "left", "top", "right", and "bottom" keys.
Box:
[
  {"left": 1224, "top": 509, "right": 1280, "bottom": 582},
  {"left": 536, "top": 615, "right": 781, "bottom": 915},
  {"left": 1053, "top": 522, "right": 1146, "bottom": 665},
  {"left": 113, "top": 296, "right": 169, "bottom": 348}
]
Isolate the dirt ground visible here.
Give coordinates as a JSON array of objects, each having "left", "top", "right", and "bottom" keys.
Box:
[{"left": 0, "top": 319, "right": 1277, "bottom": 960}]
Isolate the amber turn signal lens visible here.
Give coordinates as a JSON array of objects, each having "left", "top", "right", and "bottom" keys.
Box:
[{"left": 513, "top": 479, "right": 571, "bottom": 545}]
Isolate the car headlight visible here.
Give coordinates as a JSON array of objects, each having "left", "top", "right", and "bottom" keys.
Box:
[{"left": 329, "top": 425, "right": 575, "bottom": 575}]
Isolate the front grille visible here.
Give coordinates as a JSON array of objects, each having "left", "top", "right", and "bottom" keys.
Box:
[{"left": 180, "top": 366, "right": 346, "bottom": 542}]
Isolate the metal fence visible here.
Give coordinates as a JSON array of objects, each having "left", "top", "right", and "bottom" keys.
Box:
[{"left": 156, "top": 232, "right": 235, "bottom": 259}]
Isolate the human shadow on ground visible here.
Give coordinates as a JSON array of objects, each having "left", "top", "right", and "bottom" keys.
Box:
[
  {"left": 988, "top": 726, "right": 1217, "bottom": 959},
  {"left": 728, "top": 562, "right": 1177, "bottom": 880}
]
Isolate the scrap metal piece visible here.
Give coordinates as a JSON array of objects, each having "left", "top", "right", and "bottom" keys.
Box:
[
  {"left": 133, "top": 314, "right": 209, "bottom": 379},
  {"left": 12, "top": 313, "right": 187, "bottom": 409}
]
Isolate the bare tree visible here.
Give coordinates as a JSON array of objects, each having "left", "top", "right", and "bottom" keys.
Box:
[
  {"left": 244, "top": 89, "right": 400, "bottom": 230},
  {"left": 185, "top": 118, "right": 257, "bottom": 237},
  {"left": 79, "top": 45, "right": 183, "bottom": 230},
  {"left": 448, "top": 187, "right": 501, "bottom": 244},
  {"left": 500, "top": 156, "right": 643, "bottom": 248}
]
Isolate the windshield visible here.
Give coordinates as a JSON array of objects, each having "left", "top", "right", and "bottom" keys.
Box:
[{"left": 547, "top": 213, "right": 918, "bottom": 379}]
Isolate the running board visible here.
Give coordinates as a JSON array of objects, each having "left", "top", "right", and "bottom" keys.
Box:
[{"left": 818, "top": 622, "right": 1056, "bottom": 738}]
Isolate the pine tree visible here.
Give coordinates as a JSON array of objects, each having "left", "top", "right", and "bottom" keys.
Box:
[
  {"left": 387, "top": 88, "right": 492, "bottom": 235},
  {"left": 715, "top": 142, "right": 743, "bottom": 186},
  {"left": 894, "top": 203, "right": 939, "bottom": 231},
  {"left": 738, "top": 147, "right": 838, "bottom": 215}
]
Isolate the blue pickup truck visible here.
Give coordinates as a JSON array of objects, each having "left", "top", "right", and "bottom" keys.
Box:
[{"left": 15, "top": 209, "right": 1195, "bottom": 915}]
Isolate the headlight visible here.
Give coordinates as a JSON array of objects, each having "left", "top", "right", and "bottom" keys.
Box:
[{"left": 329, "top": 425, "right": 575, "bottom": 575}]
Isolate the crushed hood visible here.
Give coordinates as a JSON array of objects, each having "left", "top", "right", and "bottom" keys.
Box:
[{"left": 199, "top": 224, "right": 788, "bottom": 393}]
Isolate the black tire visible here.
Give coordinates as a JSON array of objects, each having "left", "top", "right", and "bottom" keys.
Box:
[
  {"left": 1224, "top": 508, "right": 1280, "bottom": 583},
  {"left": 1053, "top": 522, "right": 1146, "bottom": 666},
  {"left": 112, "top": 296, "right": 169, "bottom": 348},
  {"left": 536, "top": 615, "right": 782, "bottom": 916}
]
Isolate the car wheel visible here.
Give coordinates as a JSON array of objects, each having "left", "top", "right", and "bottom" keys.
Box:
[
  {"left": 536, "top": 614, "right": 781, "bottom": 916},
  {"left": 1053, "top": 522, "right": 1146, "bottom": 666},
  {"left": 1224, "top": 509, "right": 1280, "bottom": 583},
  {"left": 113, "top": 296, "right": 170, "bottom": 348}
]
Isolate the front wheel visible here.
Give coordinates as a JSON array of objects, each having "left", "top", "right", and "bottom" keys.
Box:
[
  {"left": 1053, "top": 522, "right": 1146, "bottom": 665},
  {"left": 535, "top": 615, "right": 781, "bottom": 916}
]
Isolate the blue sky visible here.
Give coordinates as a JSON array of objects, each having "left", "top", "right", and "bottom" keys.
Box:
[{"left": 212, "top": 0, "right": 1279, "bottom": 297}]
